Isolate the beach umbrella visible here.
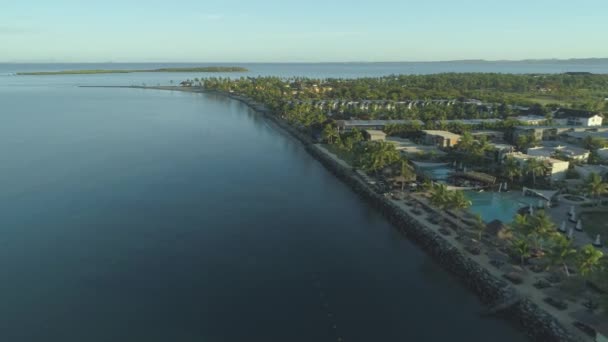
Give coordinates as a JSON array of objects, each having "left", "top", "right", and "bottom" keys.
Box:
[
  {"left": 567, "top": 228, "right": 574, "bottom": 240},
  {"left": 503, "top": 182, "right": 508, "bottom": 191},
  {"left": 546, "top": 200, "right": 551, "bottom": 209},
  {"left": 570, "top": 212, "right": 577, "bottom": 223},
  {"left": 569, "top": 206, "right": 575, "bottom": 217},
  {"left": 559, "top": 221, "right": 567, "bottom": 233},
  {"left": 528, "top": 206, "right": 534, "bottom": 215},
  {"left": 593, "top": 235, "right": 602, "bottom": 247},
  {"left": 575, "top": 219, "right": 583, "bottom": 232}
]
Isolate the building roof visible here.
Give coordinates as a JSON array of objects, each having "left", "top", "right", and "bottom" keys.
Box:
[
  {"left": 336, "top": 119, "right": 423, "bottom": 127},
  {"left": 574, "top": 164, "right": 608, "bottom": 177},
  {"left": 506, "top": 152, "right": 569, "bottom": 165},
  {"left": 471, "top": 130, "right": 504, "bottom": 136},
  {"left": 490, "top": 143, "right": 515, "bottom": 151},
  {"left": 515, "top": 115, "right": 546, "bottom": 122},
  {"left": 386, "top": 138, "right": 447, "bottom": 156},
  {"left": 365, "top": 129, "right": 387, "bottom": 137},
  {"left": 422, "top": 130, "right": 462, "bottom": 139},
  {"left": 554, "top": 108, "right": 603, "bottom": 119},
  {"left": 527, "top": 144, "right": 590, "bottom": 159},
  {"left": 437, "top": 119, "right": 502, "bottom": 125},
  {"left": 564, "top": 131, "right": 608, "bottom": 140}
]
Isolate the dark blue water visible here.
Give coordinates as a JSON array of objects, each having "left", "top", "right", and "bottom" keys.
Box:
[{"left": 0, "top": 65, "right": 531, "bottom": 341}]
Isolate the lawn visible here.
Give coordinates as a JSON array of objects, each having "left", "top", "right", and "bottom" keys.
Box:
[{"left": 324, "top": 144, "right": 356, "bottom": 165}]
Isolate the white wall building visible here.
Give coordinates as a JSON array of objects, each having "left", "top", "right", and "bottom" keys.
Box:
[
  {"left": 553, "top": 108, "right": 604, "bottom": 127},
  {"left": 506, "top": 152, "right": 570, "bottom": 182}
]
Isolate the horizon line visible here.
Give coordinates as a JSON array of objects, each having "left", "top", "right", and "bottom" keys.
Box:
[{"left": 2, "top": 57, "right": 608, "bottom": 64}]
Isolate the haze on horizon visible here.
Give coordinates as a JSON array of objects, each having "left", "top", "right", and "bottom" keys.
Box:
[{"left": 2, "top": 0, "right": 608, "bottom": 63}]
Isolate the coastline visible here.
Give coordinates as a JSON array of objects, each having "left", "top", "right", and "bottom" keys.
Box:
[{"left": 85, "top": 85, "right": 582, "bottom": 341}]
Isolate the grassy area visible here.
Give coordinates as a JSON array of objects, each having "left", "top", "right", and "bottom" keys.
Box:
[
  {"left": 524, "top": 96, "right": 568, "bottom": 106},
  {"left": 581, "top": 211, "right": 608, "bottom": 239},
  {"left": 324, "top": 144, "right": 356, "bottom": 165},
  {"left": 17, "top": 66, "right": 248, "bottom": 75}
]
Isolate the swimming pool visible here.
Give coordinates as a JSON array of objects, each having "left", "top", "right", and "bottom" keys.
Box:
[
  {"left": 418, "top": 165, "right": 452, "bottom": 182},
  {"left": 466, "top": 191, "right": 538, "bottom": 223}
]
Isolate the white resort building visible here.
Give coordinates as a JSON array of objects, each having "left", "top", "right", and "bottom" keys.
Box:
[{"left": 505, "top": 152, "right": 570, "bottom": 182}]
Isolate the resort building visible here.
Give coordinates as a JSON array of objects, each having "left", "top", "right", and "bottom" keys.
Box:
[
  {"left": 422, "top": 130, "right": 462, "bottom": 148},
  {"left": 471, "top": 130, "right": 505, "bottom": 142},
  {"left": 335, "top": 119, "right": 423, "bottom": 131},
  {"left": 574, "top": 164, "right": 608, "bottom": 180},
  {"left": 386, "top": 137, "right": 447, "bottom": 158},
  {"left": 436, "top": 119, "right": 502, "bottom": 127},
  {"left": 597, "top": 148, "right": 608, "bottom": 161},
  {"left": 515, "top": 115, "right": 547, "bottom": 125},
  {"left": 487, "top": 143, "right": 516, "bottom": 161},
  {"left": 513, "top": 126, "right": 565, "bottom": 142},
  {"left": 561, "top": 129, "right": 608, "bottom": 146},
  {"left": 505, "top": 152, "right": 570, "bottom": 182},
  {"left": 365, "top": 130, "right": 387, "bottom": 141},
  {"left": 552, "top": 108, "right": 604, "bottom": 127},
  {"left": 513, "top": 125, "right": 606, "bottom": 142},
  {"left": 526, "top": 143, "right": 590, "bottom": 162}
]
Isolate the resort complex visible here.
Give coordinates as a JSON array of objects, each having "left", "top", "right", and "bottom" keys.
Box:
[{"left": 193, "top": 74, "right": 608, "bottom": 342}]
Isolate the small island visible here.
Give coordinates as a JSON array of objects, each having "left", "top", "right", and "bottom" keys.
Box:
[{"left": 17, "top": 66, "right": 248, "bottom": 75}]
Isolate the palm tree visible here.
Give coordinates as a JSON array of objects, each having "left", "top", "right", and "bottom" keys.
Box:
[
  {"left": 358, "top": 141, "right": 400, "bottom": 173},
  {"left": 455, "top": 131, "right": 475, "bottom": 153},
  {"left": 473, "top": 214, "right": 486, "bottom": 241},
  {"left": 585, "top": 172, "right": 607, "bottom": 206},
  {"left": 544, "top": 234, "right": 577, "bottom": 277},
  {"left": 447, "top": 190, "right": 472, "bottom": 212},
  {"left": 577, "top": 245, "right": 604, "bottom": 277},
  {"left": 430, "top": 184, "right": 450, "bottom": 209},
  {"left": 323, "top": 124, "right": 339, "bottom": 144},
  {"left": 399, "top": 160, "right": 415, "bottom": 191},
  {"left": 527, "top": 210, "right": 556, "bottom": 250},
  {"left": 502, "top": 156, "right": 521, "bottom": 183},
  {"left": 512, "top": 238, "right": 531, "bottom": 266},
  {"left": 524, "top": 158, "right": 547, "bottom": 186},
  {"left": 511, "top": 214, "right": 533, "bottom": 237}
]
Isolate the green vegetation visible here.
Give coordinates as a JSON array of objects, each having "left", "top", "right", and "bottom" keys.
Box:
[
  {"left": 585, "top": 172, "right": 608, "bottom": 206},
  {"left": 502, "top": 156, "right": 522, "bottom": 182},
  {"left": 508, "top": 210, "right": 606, "bottom": 291},
  {"left": 429, "top": 184, "right": 472, "bottom": 212},
  {"left": 17, "top": 66, "right": 248, "bottom": 75},
  {"left": 203, "top": 73, "right": 608, "bottom": 122}
]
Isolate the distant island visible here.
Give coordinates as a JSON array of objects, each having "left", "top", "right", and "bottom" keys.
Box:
[{"left": 17, "top": 66, "right": 248, "bottom": 75}]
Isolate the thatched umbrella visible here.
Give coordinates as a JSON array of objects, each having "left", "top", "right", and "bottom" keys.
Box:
[
  {"left": 576, "top": 219, "right": 583, "bottom": 232},
  {"left": 593, "top": 235, "right": 602, "bottom": 247}
]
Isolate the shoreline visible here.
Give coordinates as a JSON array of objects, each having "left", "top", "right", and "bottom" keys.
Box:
[{"left": 83, "top": 85, "right": 582, "bottom": 341}]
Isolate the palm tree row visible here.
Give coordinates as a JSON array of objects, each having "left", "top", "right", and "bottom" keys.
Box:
[{"left": 510, "top": 211, "right": 605, "bottom": 279}]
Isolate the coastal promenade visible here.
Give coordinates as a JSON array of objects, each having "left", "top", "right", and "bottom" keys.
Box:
[{"left": 87, "top": 85, "right": 589, "bottom": 341}]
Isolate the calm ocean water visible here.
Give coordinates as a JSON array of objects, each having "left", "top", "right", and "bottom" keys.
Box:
[{"left": 0, "top": 62, "right": 560, "bottom": 341}]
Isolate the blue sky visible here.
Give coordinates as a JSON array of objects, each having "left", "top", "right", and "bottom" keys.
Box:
[{"left": 1, "top": 0, "right": 608, "bottom": 62}]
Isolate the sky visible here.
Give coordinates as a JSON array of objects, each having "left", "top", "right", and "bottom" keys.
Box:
[{"left": 1, "top": 0, "right": 608, "bottom": 63}]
